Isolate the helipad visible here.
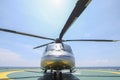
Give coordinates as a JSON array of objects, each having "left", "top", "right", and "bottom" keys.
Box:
[{"left": 0, "top": 68, "right": 120, "bottom": 80}]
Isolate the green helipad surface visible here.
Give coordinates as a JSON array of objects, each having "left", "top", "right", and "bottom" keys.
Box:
[{"left": 0, "top": 68, "right": 120, "bottom": 80}]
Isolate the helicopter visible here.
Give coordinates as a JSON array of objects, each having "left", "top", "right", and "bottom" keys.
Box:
[{"left": 0, "top": 0, "right": 119, "bottom": 78}]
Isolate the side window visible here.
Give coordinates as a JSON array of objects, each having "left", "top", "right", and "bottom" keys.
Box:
[{"left": 64, "top": 44, "right": 72, "bottom": 53}]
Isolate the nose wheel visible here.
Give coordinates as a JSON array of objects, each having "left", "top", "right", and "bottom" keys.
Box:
[{"left": 53, "top": 71, "right": 62, "bottom": 80}]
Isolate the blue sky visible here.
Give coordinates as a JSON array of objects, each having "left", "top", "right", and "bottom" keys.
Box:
[{"left": 0, "top": 0, "right": 120, "bottom": 67}]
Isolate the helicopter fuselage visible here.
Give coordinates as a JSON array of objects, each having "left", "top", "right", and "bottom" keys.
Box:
[{"left": 41, "top": 43, "right": 75, "bottom": 71}]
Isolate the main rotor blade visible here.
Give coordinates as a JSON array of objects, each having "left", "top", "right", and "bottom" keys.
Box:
[
  {"left": 0, "top": 28, "right": 55, "bottom": 41},
  {"left": 33, "top": 42, "right": 54, "bottom": 49},
  {"left": 59, "top": 0, "right": 92, "bottom": 40},
  {"left": 63, "top": 39, "right": 119, "bottom": 42}
]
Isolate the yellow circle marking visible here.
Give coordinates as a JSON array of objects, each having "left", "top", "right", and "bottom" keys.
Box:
[
  {"left": 97, "top": 70, "right": 120, "bottom": 75},
  {"left": 0, "top": 70, "right": 24, "bottom": 80},
  {"left": 84, "top": 70, "right": 120, "bottom": 75}
]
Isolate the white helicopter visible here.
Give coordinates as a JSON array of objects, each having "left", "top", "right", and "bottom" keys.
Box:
[{"left": 0, "top": 0, "right": 119, "bottom": 78}]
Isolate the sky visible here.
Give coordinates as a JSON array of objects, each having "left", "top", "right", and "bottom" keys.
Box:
[{"left": 0, "top": 0, "right": 120, "bottom": 67}]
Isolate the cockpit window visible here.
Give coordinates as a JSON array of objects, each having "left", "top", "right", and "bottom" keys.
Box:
[
  {"left": 45, "top": 43, "right": 73, "bottom": 53},
  {"left": 45, "top": 45, "right": 54, "bottom": 51}
]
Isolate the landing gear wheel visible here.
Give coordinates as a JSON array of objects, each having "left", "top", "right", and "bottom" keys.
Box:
[
  {"left": 53, "top": 72, "right": 57, "bottom": 79},
  {"left": 59, "top": 72, "right": 62, "bottom": 80},
  {"left": 53, "top": 71, "right": 62, "bottom": 80},
  {"left": 70, "top": 69, "right": 72, "bottom": 73}
]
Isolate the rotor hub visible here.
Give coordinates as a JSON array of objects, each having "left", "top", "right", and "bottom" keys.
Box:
[{"left": 55, "top": 38, "right": 62, "bottom": 43}]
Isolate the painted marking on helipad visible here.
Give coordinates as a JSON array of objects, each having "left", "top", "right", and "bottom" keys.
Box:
[
  {"left": 0, "top": 70, "right": 24, "bottom": 80},
  {"left": 97, "top": 70, "right": 120, "bottom": 75},
  {"left": 85, "top": 70, "right": 120, "bottom": 75},
  {"left": 111, "top": 72, "right": 120, "bottom": 74}
]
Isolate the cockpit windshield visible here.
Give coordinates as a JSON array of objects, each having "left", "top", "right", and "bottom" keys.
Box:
[{"left": 45, "top": 43, "right": 72, "bottom": 53}]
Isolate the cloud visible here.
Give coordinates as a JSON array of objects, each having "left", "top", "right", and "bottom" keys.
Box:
[{"left": 0, "top": 48, "right": 40, "bottom": 67}]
